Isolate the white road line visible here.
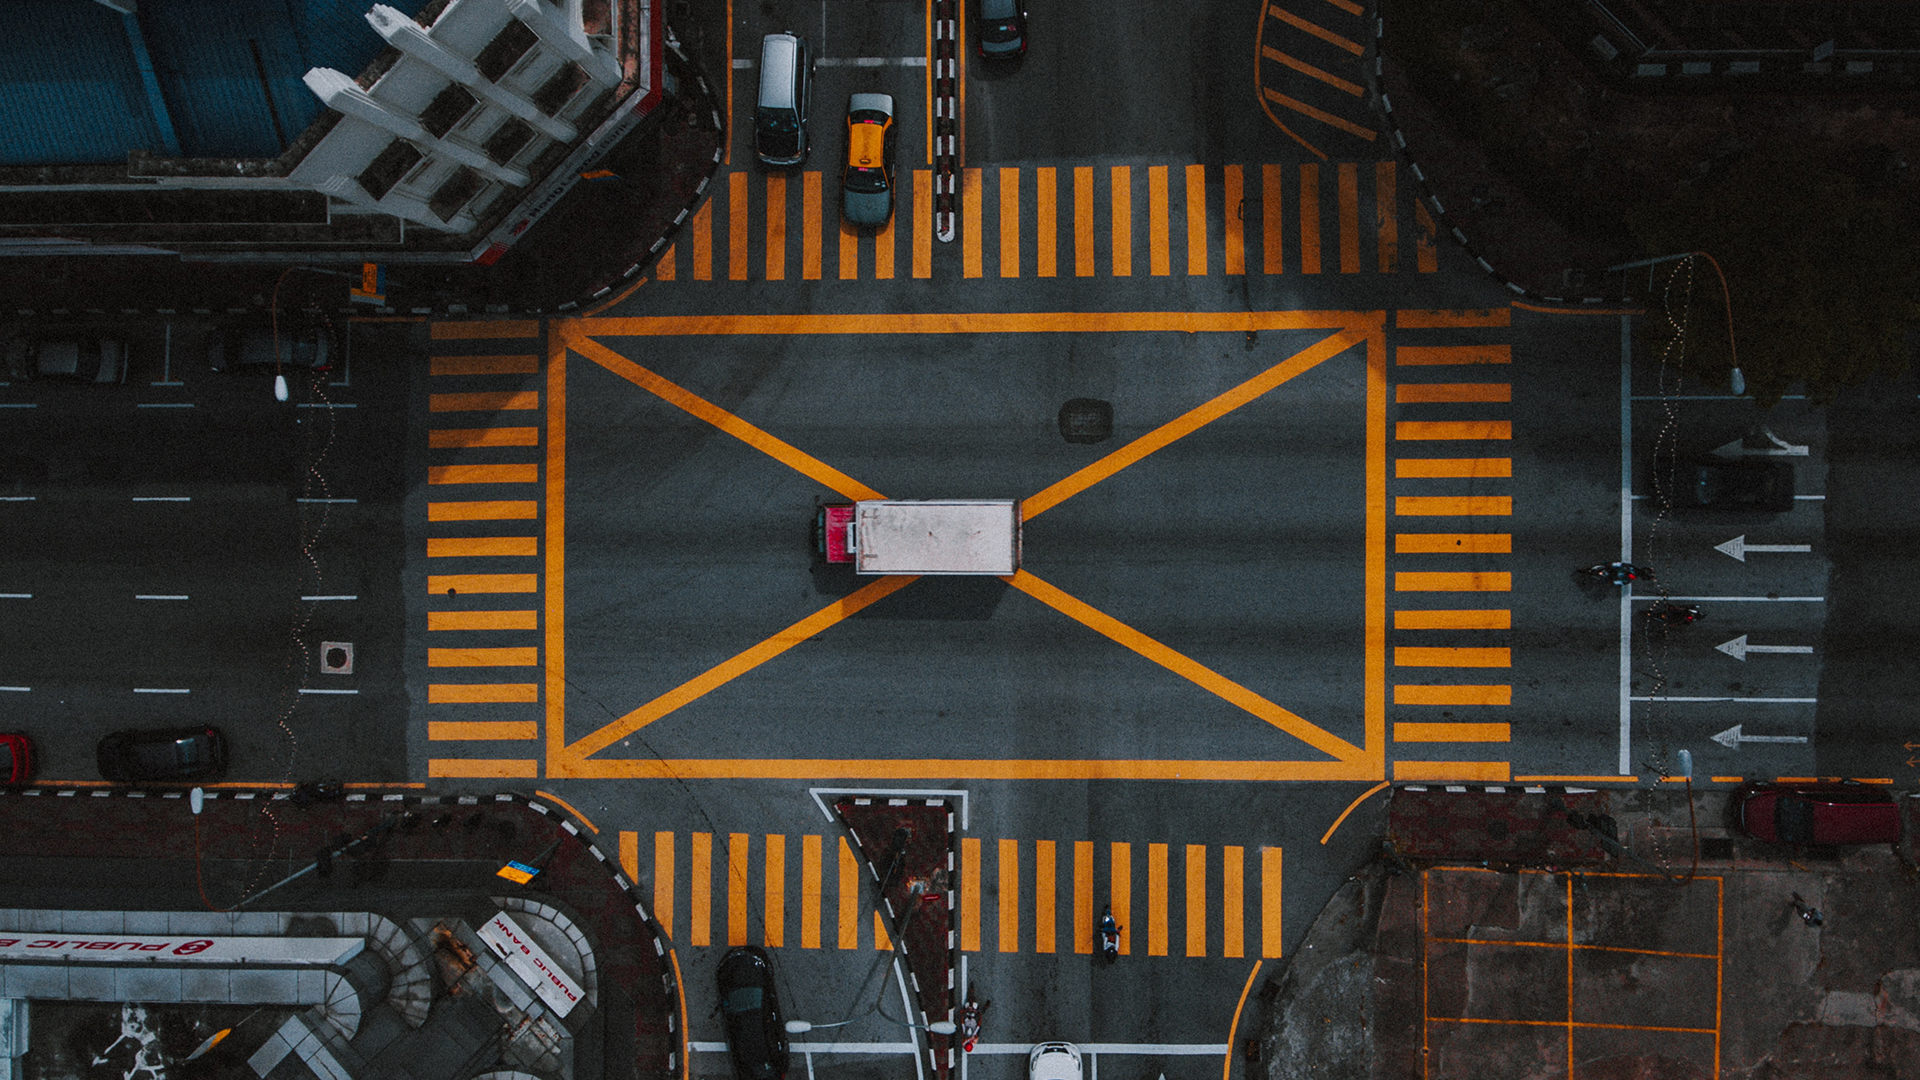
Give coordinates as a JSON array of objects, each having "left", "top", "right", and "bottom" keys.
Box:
[
  {"left": 1632, "top": 595, "right": 1824, "bottom": 602},
  {"left": 0, "top": 497, "right": 34, "bottom": 501},
  {"left": 809, "top": 786, "right": 969, "bottom": 828},
  {"left": 298, "top": 688, "right": 359, "bottom": 695},
  {"left": 1618, "top": 314, "right": 1634, "bottom": 777},
  {"left": 297, "top": 498, "right": 357, "bottom": 504},
  {"left": 0, "top": 687, "right": 29, "bottom": 692},
  {"left": 1630, "top": 394, "right": 1806, "bottom": 401},
  {"left": 297, "top": 402, "right": 356, "bottom": 408},
  {"left": 135, "top": 594, "right": 189, "bottom": 600},
  {"left": 136, "top": 402, "right": 195, "bottom": 409},
  {"left": 301, "top": 595, "right": 358, "bottom": 601},
  {"left": 0, "top": 594, "right": 30, "bottom": 599},
  {"left": 133, "top": 688, "right": 190, "bottom": 694},
  {"left": 818, "top": 56, "right": 930, "bottom": 67},
  {"left": 0, "top": 403, "right": 36, "bottom": 409},
  {"left": 705, "top": 1043, "right": 1232, "bottom": 1057},
  {"left": 131, "top": 497, "right": 190, "bottom": 502},
  {"left": 1632, "top": 696, "right": 1817, "bottom": 703},
  {"left": 1794, "top": 494, "right": 1825, "bottom": 500}
]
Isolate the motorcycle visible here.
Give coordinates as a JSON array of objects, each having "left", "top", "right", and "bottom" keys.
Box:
[
  {"left": 1098, "top": 906, "right": 1121, "bottom": 964},
  {"left": 958, "top": 992, "right": 989, "bottom": 1053}
]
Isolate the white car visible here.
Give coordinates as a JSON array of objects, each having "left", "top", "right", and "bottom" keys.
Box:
[{"left": 1029, "top": 1042, "right": 1082, "bottom": 1080}]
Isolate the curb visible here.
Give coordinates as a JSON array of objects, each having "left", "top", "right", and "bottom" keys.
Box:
[
  {"left": 1, "top": 784, "right": 686, "bottom": 1080},
  {"left": 1367, "top": 0, "right": 1618, "bottom": 307}
]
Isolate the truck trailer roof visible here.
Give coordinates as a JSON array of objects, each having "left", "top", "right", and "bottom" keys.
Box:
[{"left": 853, "top": 499, "right": 1021, "bottom": 575}]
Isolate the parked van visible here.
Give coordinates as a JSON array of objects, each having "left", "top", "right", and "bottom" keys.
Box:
[{"left": 755, "top": 32, "right": 811, "bottom": 167}]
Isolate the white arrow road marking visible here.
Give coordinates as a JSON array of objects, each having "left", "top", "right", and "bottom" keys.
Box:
[
  {"left": 1715, "top": 535, "right": 1814, "bottom": 561},
  {"left": 1711, "top": 723, "right": 1810, "bottom": 748},
  {"left": 1715, "top": 634, "right": 1816, "bottom": 661}
]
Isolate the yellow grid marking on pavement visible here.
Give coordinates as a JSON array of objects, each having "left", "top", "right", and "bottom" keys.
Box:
[
  {"left": 432, "top": 320, "right": 539, "bottom": 339},
  {"left": 1074, "top": 167, "right": 1095, "bottom": 277},
  {"left": 1223, "top": 846, "right": 1245, "bottom": 958},
  {"left": 691, "top": 832, "right": 713, "bottom": 946},
  {"left": 1149, "top": 165, "right": 1171, "bottom": 276},
  {"left": 1001, "top": 167, "right": 1021, "bottom": 278},
  {"left": 1416, "top": 201, "right": 1438, "bottom": 271},
  {"left": 1321, "top": 0, "right": 1363, "bottom": 14},
  {"left": 428, "top": 501, "right": 538, "bottom": 522},
  {"left": 1395, "top": 761, "right": 1511, "bottom": 781},
  {"left": 429, "top": 609, "right": 538, "bottom": 630},
  {"left": 1186, "top": 165, "right": 1208, "bottom": 276},
  {"left": 1395, "top": 722, "right": 1510, "bottom": 743},
  {"left": 547, "top": 310, "right": 1388, "bottom": 782},
  {"left": 429, "top": 683, "right": 536, "bottom": 703},
  {"left": 1396, "top": 685, "right": 1512, "bottom": 706},
  {"left": 1395, "top": 532, "right": 1511, "bottom": 553},
  {"left": 874, "top": 911, "right": 893, "bottom": 951},
  {"left": 999, "top": 837, "right": 1020, "bottom": 952},
  {"left": 1186, "top": 844, "right": 1207, "bottom": 957},
  {"left": 1396, "top": 458, "right": 1511, "bottom": 478},
  {"left": 1075, "top": 841, "right": 1094, "bottom": 954},
  {"left": 543, "top": 323, "right": 568, "bottom": 776},
  {"left": 1395, "top": 495, "right": 1512, "bottom": 516},
  {"left": 764, "top": 833, "right": 786, "bottom": 948},
  {"left": 1110, "top": 166, "right": 1132, "bottom": 276},
  {"left": 1224, "top": 164, "right": 1246, "bottom": 274},
  {"left": 427, "top": 537, "right": 538, "bottom": 559},
  {"left": 427, "top": 646, "right": 537, "bottom": 667},
  {"left": 1147, "top": 842, "right": 1170, "bottom": 956},
  {"left": 1299, "top": 163, "right": 1321, "bottom": 272},
  {"left": 1397, "top": 420, "right": 1511, "bottom": 440},
  {"left": 654, "top": 831, "right": 675, "bottom": 938},
  {"left": 765, "top": 174, "right": 787, "bottom": 281},
  {"left": 429, "top": 463, "right": 539, "bottom": 484},
  {"left": 1263, "top": 165, "right": 1284, "bottom": 273},
  {"left": 964, "top": 167, "right": 984, "bottom": 278},
  {"left": 429, "top": 720, "right": 536, "bottom": 740},
  {"left": 1393, "top": 609, "right": 1510, "bottom": 630},
  {"left": 913, "top": 169, "right": 933, "bottom": 278},
  {"left": 1111, "top": 841, "right": 1132, "bottom": 955},
  {"left": 1396, "top": 344, "right": 1512, "bottom": 365},
  {"left": 1035, "top": 839, "right": 1057, "bottom": 953},
  {"left": 1397, "top": 382, "right": 1512, "bottom": 403},
  {"left": 1398, "top": 309, "right": 1510, "bottom": 328},
  {"left": 430, "top": 391, "right": 540, "bottom": 412},
  {"left": 1261, "top": 847, "right": 1283, "bottom": 957},
  {"left": 693, "top": 199, "right": 713, "bottom": 280},
  {"left": 621, "top": 830, "right": 639, "bottom": 886},
  {"left": 839, "top": 836, "right": 860, "bottom": 949},
  {"left": 1261, "top": 45, "right": 1363, "bottom": 95},
  {"left": 962, "top": 836, "right": 983, "bottom": 951},
  {"left": 1268, "top": 4, "right": 1363, "bottom": 53},
  {"left": 428, "top": 758, "right": 536, "bottom": 777},
  {"left": 1036, "top": 167, "right": 1058, "bottom": 277},
  {"left": 802, "top": 172, "right": 822, "bottom": 280},
  {"left": 728, "top": 832, "right": 749, "bottom": 946},
  {"left": 840, "top": 220, "right": 859, "bottom": 281},
  {"left": 428, "top": 573, "right": 538, "bottom": 594},
  {"left": 429, "top": 427, "right": 538, "bottom": 448},
  {"left": 729, "top": 172, "right": 749, "bottom": 280},
  {"left": 1395, "top": 571, "right": 1511, "bottom": 592},
  {"left": 801, "top": 834, "right": 823, "bottom": 948},
  {"left": 430, "top": 355, "right": 538, "bottom": 375},
  {"left": 877, "top": 209, "right": 896, "bottom": 279}
]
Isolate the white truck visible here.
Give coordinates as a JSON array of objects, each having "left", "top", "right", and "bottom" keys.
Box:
[{"left": 814, "top": 499, "right": 1022, "bottom": 575}]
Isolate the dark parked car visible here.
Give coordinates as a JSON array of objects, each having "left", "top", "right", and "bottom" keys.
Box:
[
  {"left": 208, "top": 326, "right": 333, "bottom": 373},
  {"left": 0, "top": 733, "right": 33, "bottom": 785},
  {"left": 976, "top": 0, "right": 1028, "bottom": 58},
  {"left": 1682, "top": 459, "right": 1794, "bottom": 512},
  {"left": 1735, "top": 782, "right": 1901, "bottom": 845},
  {"left": 717, "top": 946, "right": 788, "bottom": 1080},
  {"left": 5, "top": 334, "right": 128, "bottom": 384},
  {"left": 96, "top": 726, "right": 228, "bottom": 783}
]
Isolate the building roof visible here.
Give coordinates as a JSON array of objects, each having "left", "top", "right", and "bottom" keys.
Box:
[{"left": 0, "top": 0, "right": 427, "bottom": 166}]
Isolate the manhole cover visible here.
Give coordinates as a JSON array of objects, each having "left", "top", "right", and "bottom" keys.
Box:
[{"left": 1058, "top": 398, "right": 1113, "bottom": 443}]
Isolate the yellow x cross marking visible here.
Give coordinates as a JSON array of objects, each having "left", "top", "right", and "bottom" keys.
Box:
[{"left": 543, "top": 311, "right": 1387, "bottom": 781}]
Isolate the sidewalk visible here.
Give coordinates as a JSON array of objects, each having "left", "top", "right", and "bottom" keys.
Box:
[
  {"left": 0, "top": 785, "right": 681, "bottom": 1080},
  {"left": 1257, "top": 786, "right": 1920, "bottom": 1080}
]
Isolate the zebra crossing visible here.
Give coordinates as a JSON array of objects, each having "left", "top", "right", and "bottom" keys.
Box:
[
  {"left": 630, "top": 831, "right": 1284, "bottom": 961},
  {"left": 648, "top": 161, "right": 1436, "bottom": 285}
]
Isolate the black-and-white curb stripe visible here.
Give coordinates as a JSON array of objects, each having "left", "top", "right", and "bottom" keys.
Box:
[
  {"left": 931, "top": 0, "right": 959, "bottom": 244},
  {"left": 1398, "top": 784, "right": 1603, "bottom": 795},
  {"left": 1, "top": 785, "right": 683, "bottom": 1076},
  {"left": 1369, "top": 1, "right": 1616, "bottom": 307},
  {"left": 834, "top": 795, "right": 961, "bottom": 1077}
]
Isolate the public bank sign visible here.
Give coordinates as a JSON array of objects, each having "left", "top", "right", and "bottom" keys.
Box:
[
  {"left": 0, "top": 934, "right": 363, "bottom": 965},
  {"left": 477, "top": 911, "right": 584, "bottom": 1017}
]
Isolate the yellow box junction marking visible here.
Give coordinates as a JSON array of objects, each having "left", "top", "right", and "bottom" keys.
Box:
[{"left": 536, "top": 310, "right": 1396, "bottom": 781}]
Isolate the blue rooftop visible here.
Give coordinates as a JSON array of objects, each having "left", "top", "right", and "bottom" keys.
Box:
[{"left": 0, "top": 0, "right": 430, "bottom": 166}]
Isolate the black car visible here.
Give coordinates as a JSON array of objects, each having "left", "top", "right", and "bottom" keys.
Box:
[
  {"left": 1683, "top": 459, "right": 1794, "bottom": 512},
  {"left": 976, "top": 0, "right": 1028, "bottom": 58},
  {"left": 717, "top": 946, "right": 788, "bottom": 1080},
  {"left": 96, "top": 726, "right": 228, "bottom": 782}
]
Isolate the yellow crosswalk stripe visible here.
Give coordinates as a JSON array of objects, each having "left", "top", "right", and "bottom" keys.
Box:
[
  {"left": 1186, "top": 165, "right": 1208, "bottom": 276},
  {"left": 1036, "top": 167, "right": 1058, "bottom": 277},
  {"left": 764, "top": 174, "right": 787, "bottom": 281},
  {"left": 692, "top": 831, "right": 713, "bottom": 946},
  {"left": 838, "top": 836, "right": 859, "bottom": 949},
  {"left": 728, "top": 832, "right": 750, "bottom": 946},
  {"left": 1110, "top": 166, "right": 1132, "bottom": 276},
  {"left": 729, "top": 173, "right": 749, "bottom": 281},
  {"left": 1111, "top": 841, "right": 1132, "bottom": 955},
  {"left": 764, "top": 833, "right": 786, "bottom": 948},
  {"left": 1000, "top": 168, "right": 1021, "bottom": 279},
  {"left": 1074, "top": 840, "right": 1094, "bottom": 954},
  {"left": 964, "top": 167, "right": 984, "bottom": 278},
  {"left": 1262, "top": 847, "right": 1283, "bottom": 958},
  {"left": 1035, "top": 839, "right": 1058, "bottom": 954},
  {"left": 802, "top": 834, "right": 823, "bottom": 948},
  {"left": 962, "top": 836, "right": 983, "bottom": 950},
  {"left": 1224, "top": 845, "right": 1246, "bottom": 958},
  {"left": 1186, "top": 844, "right": 1206, "bottom": 958},
  {"left": 1224, "top": 164, "right": 1246, "bottom": 274},
  {"left": 1148, "top": 165, "right": 1171, "bottom": 277},
  {"left": 1299, "top": 163, "right": 1321, "bottom": 273},
  {"left": 999, "top": 837, "right": 1019, "bottom": 952},
  {"left": 1147, "top": 842, "right": 1170, "bottom": 956},
  {"left": 654, "top": 831, "right": 675, "bottom": 938},
  {"left": 802, "top": 172, "right": 822, "bottom": 281}
]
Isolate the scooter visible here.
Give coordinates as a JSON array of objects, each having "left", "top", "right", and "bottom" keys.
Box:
[
  {"left": 1099, "top": 905, "right": 1121, "bottom": 964},
  {"left": 958, "top": 991, "right": 989, "bottom": 1053}
]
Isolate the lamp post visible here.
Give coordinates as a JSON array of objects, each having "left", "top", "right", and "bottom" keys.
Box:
[
  {"left": 785, "top": 1018, "right": 957, "bottom": 1036},
  {"left": 1605, "top": 250, "right": 1742, "bottom": 395}
]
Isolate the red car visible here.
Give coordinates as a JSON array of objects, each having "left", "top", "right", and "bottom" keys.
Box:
[
  {"left": 1735, "top": 783, "right": 1901, "bottom": 845},
  {"left": 0, "top": 734, "right": 32, "bottom": 785}
]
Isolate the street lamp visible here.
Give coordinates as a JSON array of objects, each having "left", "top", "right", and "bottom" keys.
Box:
[
  {"left": 1605, "top": 250, "right": 1742, "bottom": 395},
  {"left": 785, "top": 1018, "right": 956, "bottom": 1036}
]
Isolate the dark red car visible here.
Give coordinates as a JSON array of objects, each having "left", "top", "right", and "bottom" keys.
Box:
[
  {"left": 0, "top": 733, "right": 31, "bottom": 785},
  {"left": 1735, "top": 783, "right": 1901, "bottom": 845}
]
